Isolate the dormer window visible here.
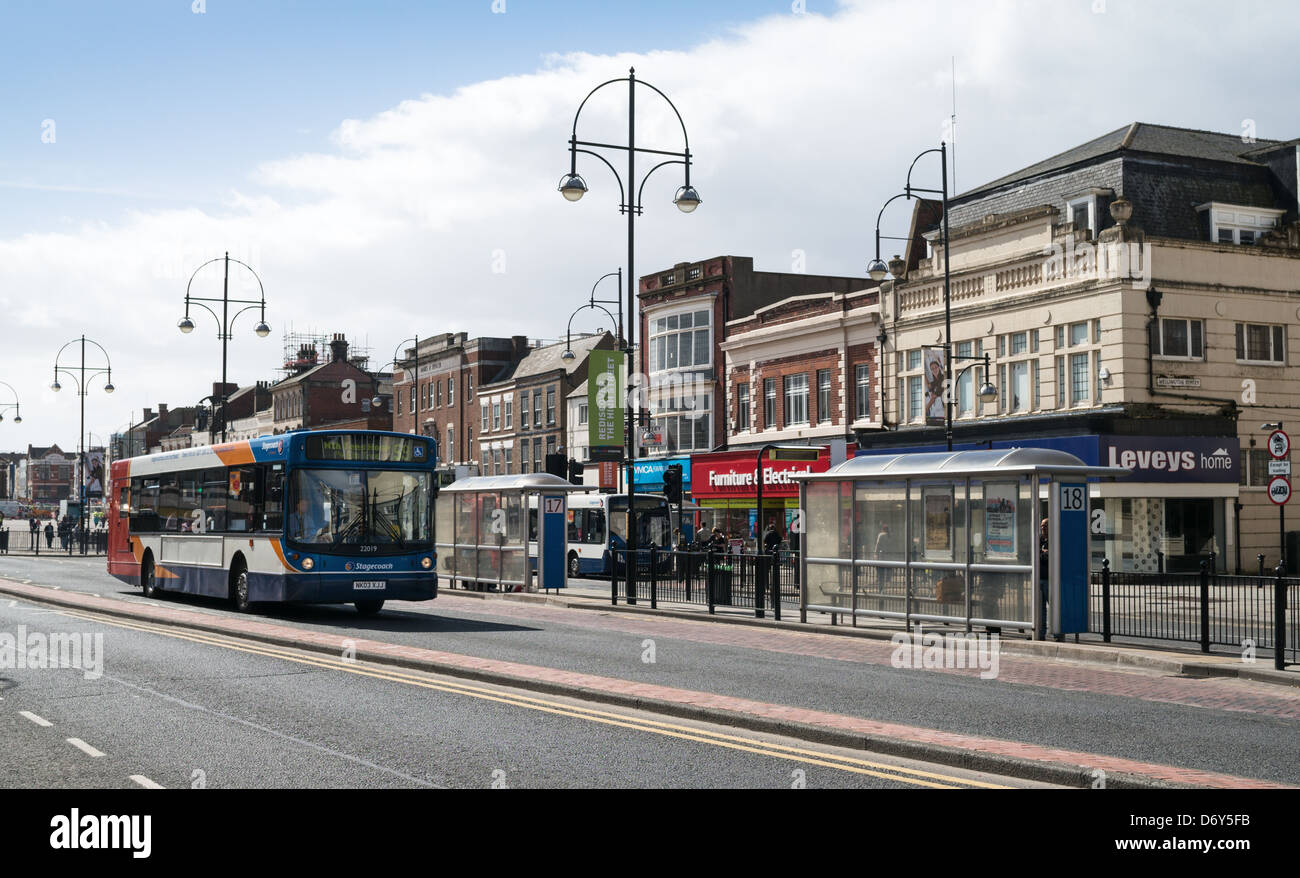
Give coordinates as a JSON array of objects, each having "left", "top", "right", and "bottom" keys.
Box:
[
  {"left": 1198, "top": 202, "right": 1284, "bottom": 245},
  {"left": 1067, "top": 197, "right": 1096, "bottom": 236}
]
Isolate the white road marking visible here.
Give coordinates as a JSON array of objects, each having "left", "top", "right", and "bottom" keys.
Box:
[
  {"left": 67, "top": 737, "right": 105, "bottom": 758},
  {"left": 129, "top": 774, "right": 163, "bottom": 789},
  {"left": 20, "top": 711, "right": 53, "bottom": 727}
]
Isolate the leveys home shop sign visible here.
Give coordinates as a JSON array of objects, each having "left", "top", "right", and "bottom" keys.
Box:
[{"left": 1101, "top": 435, "right": 1239, "bottom": 483}]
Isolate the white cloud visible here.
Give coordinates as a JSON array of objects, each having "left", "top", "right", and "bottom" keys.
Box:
[{"left": 0, "top": 0, "right": 1296, "bottom": 449}]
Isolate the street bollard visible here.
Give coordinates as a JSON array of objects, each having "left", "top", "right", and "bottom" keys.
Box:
[
  {"left": 771, "top": 549, "right": 782, "bottom": 623},
  {"left": 754, "top": 552, "right": 766, "bottom": 620},
  {"left": 1101, "top": 558, "right": 1112, "bottom": 643},
  {"left": 1275, "top": 564, "right": 1288, "bottom": 671},
  {"left": 649, "top": 547, "right": 658, "bottom": 610},
  {"left": 1199, "top": 559, "right": 1210, "bottom": 654},
  {"left": 610, "top": 547, "right": 619, "bottom": 606},
  {"left": 706, "top": 549, "right": 716, "bottom": 615}
]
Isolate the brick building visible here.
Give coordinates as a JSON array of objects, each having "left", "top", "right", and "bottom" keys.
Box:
[
  {"left": 477, "top": 333, "right": 613, "bottom": 476},
  {"left": 391, "top": 333, "right": 532, "bottom": 472},
  {"left": 271, "top": 335, "right": 389, "bottom": 435},
  {"left": 26, "top": 444, "right": 75, "bottom": 505},
  {"left": 722, "top": 288, "right": 883, "bottom": 451},
  {"left": 637, "top": 255, "right": 871, "bottom": 459}
]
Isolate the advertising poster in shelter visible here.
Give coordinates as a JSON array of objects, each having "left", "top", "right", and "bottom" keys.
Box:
[
  {"left": 923, "top": 486, "right": 953, "bottom": 559},
  {"left": 984, "top": 482, "right": 1018, "bottom": 558}
]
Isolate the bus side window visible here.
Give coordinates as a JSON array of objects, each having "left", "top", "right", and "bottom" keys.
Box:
[
  {"left": 261, "top": 466, "right": 284, "bottom": 532},
  {"left": 586, "top": 509, "right": 605, "bottom": 544},
  {"left": 568, "top": 509, "right": 582, "bottom": 542},
  {"left": 202, "top": 468, "right": 227, "bottom": 533},
  {"left": 118, "top": 486, "right": 129, "bottom": 519}
]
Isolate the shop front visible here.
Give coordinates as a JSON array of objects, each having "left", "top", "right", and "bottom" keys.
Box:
[
  {"left": 855, "top": 432, "right": 1239, "bottom": 572},
  {"left": 689, "top": 447, "right": 831, "bottom": 548}
]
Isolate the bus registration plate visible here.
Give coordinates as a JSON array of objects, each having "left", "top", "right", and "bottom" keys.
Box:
[{"left": 353, "top": 581, "right": 386, "bottom": 590}]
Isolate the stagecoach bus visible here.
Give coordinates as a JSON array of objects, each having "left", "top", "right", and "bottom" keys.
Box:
[{"left": 107, "top": 430, "right": 438, "bottom": 615}]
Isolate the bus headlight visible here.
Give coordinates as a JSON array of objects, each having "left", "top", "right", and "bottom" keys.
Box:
[
  {"left": 302, "top": 557, "right": 315, "bottom": 570},
  {"left": 421, "top": 557, "right": 432, "bottom": 569}
]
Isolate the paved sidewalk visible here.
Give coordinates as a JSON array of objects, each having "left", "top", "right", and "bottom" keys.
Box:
[
  {"left": 454, "top": 579, "right": 1300, "bottom": 689},
  {"left": 0, "top": 577, "right": 1293, "bottom": 789}
]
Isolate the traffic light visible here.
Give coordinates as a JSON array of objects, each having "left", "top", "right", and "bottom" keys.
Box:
[
  {"left": 544, "top": 452, "right": 567, "bottom": 479},
  {"left": 567, "top": 459, "right": 584, "bottom": 485},
  {"left": 663, "top": 463, "right": 683, "bottom": 504}
]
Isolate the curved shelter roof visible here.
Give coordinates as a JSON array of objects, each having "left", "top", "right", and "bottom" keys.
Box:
[
  {"left": 796, "top": 447, "right": 1129, "bottom": 482},
  {"left": 438, "top": 473, "right": 594, "bottom": 493}
]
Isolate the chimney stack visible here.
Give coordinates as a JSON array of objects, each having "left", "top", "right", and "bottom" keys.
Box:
[{"left": 329, "top": 333, "right": 349, "bottom": 364}]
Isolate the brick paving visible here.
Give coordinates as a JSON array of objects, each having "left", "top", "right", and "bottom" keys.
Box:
[{"left": 0, "top": 578, "right": 1293, "bottom": 789}]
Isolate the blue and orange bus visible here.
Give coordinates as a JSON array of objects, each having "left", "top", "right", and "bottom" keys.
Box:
[{"left": 108, "top": 430, "right": 438, "bottom": 615}]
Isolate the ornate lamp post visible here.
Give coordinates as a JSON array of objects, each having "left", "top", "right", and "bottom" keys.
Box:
[
  {"left": 179, "top": 252, "right": 270, "bottom": 443},
  {"left": 559, "top": 69, "right": 699, "bottom": 602},
  {"left": 51, "top": 336, "right": 114, "bottom": 549}
]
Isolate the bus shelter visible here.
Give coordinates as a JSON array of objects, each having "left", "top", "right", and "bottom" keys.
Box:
[
  {"left": 795, "top": 448, "right": 1128, "bottom": 637},
  {"left": 435, "top": 474, "right": 592, "bottom": 592}
]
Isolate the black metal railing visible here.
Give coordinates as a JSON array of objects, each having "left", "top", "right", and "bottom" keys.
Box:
[
  {"left": 611, "top": 548, "right": 800, "bottom": 619},
  {"left": 4, "top": 527, "right": 107, "bottom": 556},
  {"left": 1091, "top": 558, "right": 1296, "bottom": 668}
]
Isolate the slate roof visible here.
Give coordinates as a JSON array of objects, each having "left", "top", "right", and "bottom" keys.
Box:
[
  {"left": 497, "top": 333, "right": 611, "bottom": 384},
  {"left": 961, "top": 122, "right": 1285, "bottom": 199}
]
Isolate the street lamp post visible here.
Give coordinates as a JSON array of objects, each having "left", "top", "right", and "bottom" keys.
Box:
[
  {"left": 51, "top": 336, "right": 114, "bottom": 551},
  {"left": 562, "top": 270, "right": 624, "bottom": 360},
  {"left": 559, "top": 69, "right": 700, "bottom": 603},
  {"left": 871, "top": 143, "right": 959, "bottom": 450},
  {"left": 0, "top": 381, "right": 23, "bottom": 425},
  {"left": 179, "top": 252, "right": 270, "bottom": 444}
]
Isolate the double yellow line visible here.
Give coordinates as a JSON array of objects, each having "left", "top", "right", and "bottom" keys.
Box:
[{"left": 57, "top": 607, "right": 1010, "bottom": 789}]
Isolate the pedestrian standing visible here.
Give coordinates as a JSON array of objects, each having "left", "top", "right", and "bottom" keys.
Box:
[{"left": 44, "top": 521, "right": 55, "bottom": 548}]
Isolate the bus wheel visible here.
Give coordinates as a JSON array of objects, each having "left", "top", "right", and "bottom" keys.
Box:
[
  {"left": 231, "top": 567, "right": 252, "bottom": 613},
  {"left": 141, "top": 555, "right": 161, "bottom": 599},
  {"left": 567, "top": 553, "right": 580, "bottom": 579},
  {"left": 354, "top": 600, "right": 384, "bottom": 616}
]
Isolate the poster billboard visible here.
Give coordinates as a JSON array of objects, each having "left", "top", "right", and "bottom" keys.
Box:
[
  {"left": 84, "top": 450, "right": 105, "bottom": 498},
  {"left": 984, "top": 481, "right": 1017, "bottom": 558},
  {"left": 588, "top": 350, "right": 624, "bottom": 451},
  {"left": 923, "top": 346, "right": 946, "bottom": 426}
]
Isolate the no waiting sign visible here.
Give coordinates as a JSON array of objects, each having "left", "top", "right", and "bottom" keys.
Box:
[{"left": 1268, "top": 476, "right": 1291, "bottom": 506}]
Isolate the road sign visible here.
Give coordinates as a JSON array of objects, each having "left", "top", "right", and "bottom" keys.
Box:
[
  {"left": 1268, "top": 430, "right": 1290, "bottom": 459},
  {"left": 1268, "top": 476, "right": 1291, "bottom": 506},
  {"left": 1269, "top": 460, "right": 1291, "bottom": 476}
]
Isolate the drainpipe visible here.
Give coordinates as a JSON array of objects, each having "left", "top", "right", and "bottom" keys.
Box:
[{"left": 1145, "top": 287, "right": 1239, "bottom": 412}]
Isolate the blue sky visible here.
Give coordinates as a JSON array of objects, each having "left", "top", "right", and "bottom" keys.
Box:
[{"left": 0, "top": 0, "right": 768, "bottom": 235}]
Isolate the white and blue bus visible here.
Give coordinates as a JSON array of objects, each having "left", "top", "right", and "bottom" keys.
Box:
[
  {"left": 108, "top": 430, "right": 438, "bottom": 615},
  {"left": 528, "top": 492, "right": 673, "bottom": 578}
]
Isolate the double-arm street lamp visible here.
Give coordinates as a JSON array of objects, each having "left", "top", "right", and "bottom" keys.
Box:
[
  {"left": 51, "top": 335, "right": 114, "bottom": 546},
  {"left": 559, "top": 69, "right": 700, "bottom": 602},
  {"left": 562, "top": 269, "right": 624, "bottom": 359},
  {"left": 871, "top": 143, "right": 995, "bottom": 450},
  {"left": 179, "top": 252, "right": 270, "bottom": 444},
  {"left": 373, "top": 335, "right": 422, "bottom": 431},
  {"left": 0, "top": 381, "right": 22, "bottom": 424}
]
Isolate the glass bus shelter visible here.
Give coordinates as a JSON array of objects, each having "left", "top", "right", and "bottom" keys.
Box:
[
  {"left": 796, "top": 448, "right": 1127, "bottom": 637},
  {"left": 435, "top": 474, "right": 592, "bottom": 592}
]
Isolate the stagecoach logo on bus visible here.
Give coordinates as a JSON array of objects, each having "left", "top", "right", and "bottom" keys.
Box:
[
  {"left": 0, "top": 626, "right": 104, "bottom": 680},
  {"left": 889, "top": 625, "right": 1001, "bottom": 680},
  {"left": 260, "top": 438, "right": 285, "bottom": 455},
  {"left": 345, "top": 561, "right": 395, "bottom": 572}
]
